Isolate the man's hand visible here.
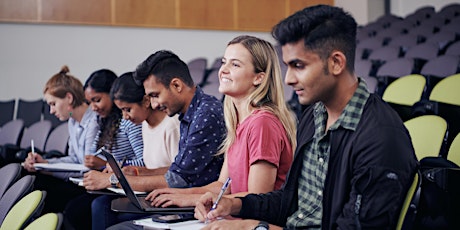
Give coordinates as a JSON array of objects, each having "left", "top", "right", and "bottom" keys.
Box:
[
  {"left": 82, "top": 170, "right": 110, "bottom": 190},
  {"left": 147, "top": 187, "right": 183, "bottom": 199},
  {"left": 148, "top": 193, "right": 200, "bottom": 208},
  {"left": 194, "top": 192, "right": 236, "bottom": 222}
]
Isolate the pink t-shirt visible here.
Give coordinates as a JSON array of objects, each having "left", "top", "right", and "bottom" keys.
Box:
[{"left": 227, "top": 110, "right": 293, "bottom": 194}]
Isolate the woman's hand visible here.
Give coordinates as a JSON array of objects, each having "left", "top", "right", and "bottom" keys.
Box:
[
  {"left": 84, "top": 155, "right": 106, "bottom": 169},
  {"left": 122, "top": 165, "right": 140, "bottom": 176},
  {"left": 23, "top": 152, "right": 47, "bottom": 172}
]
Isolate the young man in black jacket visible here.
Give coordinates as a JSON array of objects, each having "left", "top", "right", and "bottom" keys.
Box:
[{"left": 195, "top": 5, "right": 418, "bottom": 230}]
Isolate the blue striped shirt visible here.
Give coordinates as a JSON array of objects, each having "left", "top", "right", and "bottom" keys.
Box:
[{"left": 90, "top": 118, "right": 144, "bottom": 167}]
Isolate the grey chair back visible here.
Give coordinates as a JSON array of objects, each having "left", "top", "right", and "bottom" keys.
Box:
[
  {"left": 187, "top": 57, "right": 208, "bottom": 86},
  {"left": 44, "top": 122, "right": 69, "bottom": 154},
  {"left": 16, "top": 99, "right": 43, "bottom": 128},
  {"left": 0, "top": 175, "right": 35, "bottom": 224},
  {"left": 19, "top": 120, "right": 52, "bottom": 152},
  {"left": 0, "top": 100, "right": 15, "bottom": 127},
  {"left": 0, "top": 163, "right": 22, "bottom": 199},
  {"left": 0, "top": 119, "right": 24, "bottom": 146}
]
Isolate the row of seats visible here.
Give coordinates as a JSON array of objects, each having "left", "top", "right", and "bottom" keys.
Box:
[
  {"left": 0, "top": 120, "right": 69, "bottom": 167},
  {"left": 186, "top": 56, "right": 223, "bottom": 100},
  {"left": 355, "top": 4, "right": 460, "bottom": 96},
  {"left": 357, "top": 4, "right": 460, "bottom": 56},
  {"left": 357, "top": 53, "right": 460, "bottom": 96},
  {"left": 379, "top": 73, "right": 460, "bottom": 158},
  {"left": 405, "top": 115, "right": 460, "bottom": 163},
  {"left": 0, "top": 163, "right": 62, "bottom": 229},
  {"left": 0, "top": 99, "right": 64, "bottom": 129}
]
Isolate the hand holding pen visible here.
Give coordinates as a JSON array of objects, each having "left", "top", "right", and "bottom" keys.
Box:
[
  {"left": 204, "top": 177, "right": 232, "bottom": 224},
  {"left": 24, "top": 139, "right": 40, "bottom": 172}
]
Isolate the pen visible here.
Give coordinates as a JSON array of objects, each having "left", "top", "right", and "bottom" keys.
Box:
[
  {"left": 205, "top": 177, "right": 231, "bottom": 224},
  {"left": 31, "top": 139, "right": 35, "bottom": 163},
  {"left": 31, "top": 139, "right": 35, "bottom": 154},
  {"left": 120, "top": 156, "right": 128, "bottom": 169}
]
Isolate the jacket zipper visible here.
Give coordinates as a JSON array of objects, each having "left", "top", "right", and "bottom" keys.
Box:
[{"left": 355, "top": 194, "right": 362, "bottom": 230}]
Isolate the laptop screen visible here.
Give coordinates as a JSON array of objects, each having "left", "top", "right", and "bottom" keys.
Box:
[{"left": 99, "top": 148, "right": 144, "bottom": 209}]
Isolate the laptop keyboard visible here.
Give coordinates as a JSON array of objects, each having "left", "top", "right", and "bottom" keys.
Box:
[{"left": 138, "top": 197, "right": 153, "bottom": 208}]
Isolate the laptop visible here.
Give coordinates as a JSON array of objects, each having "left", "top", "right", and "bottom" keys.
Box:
[{"left": 100, "top": 148, "right": 194, "bottom": 212}]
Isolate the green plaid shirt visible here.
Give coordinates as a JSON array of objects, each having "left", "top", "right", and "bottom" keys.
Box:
[{"left": 286, "top": 79, "right": 370, "bottom": 229}]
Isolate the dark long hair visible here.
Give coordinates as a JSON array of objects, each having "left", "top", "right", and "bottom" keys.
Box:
[
  {"left": 84, "top": 69, "right": 120, "bottom": 151},
  {"left": 110, "top": 72, "right": 145, "bottom": 104}
]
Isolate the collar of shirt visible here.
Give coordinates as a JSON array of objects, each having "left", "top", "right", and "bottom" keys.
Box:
[
  {"left": 79, "top": 106, "right": 96, "bottom": 128},
  {"left": 313, "top": 78, "right": 370, "bottom": 136},
  {"left": 178, "top": 86, "right": 203, "bottom": 123}
]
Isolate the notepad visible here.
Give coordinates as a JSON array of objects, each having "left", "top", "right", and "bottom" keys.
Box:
[
  {"left": 107, "top": 187, "right": 146, "bottom": 195},
  {"left": 133, "top": 218, "right": 205, "bottom": 230},
  {"left": 69, "top": 177, "right": 146, "bottom": 195},
  {"left": 34, "top": 163, "right": 90, "bottom": 172},
  {"left": 69, "top": 177, "right": 84, "bottom": 185}
]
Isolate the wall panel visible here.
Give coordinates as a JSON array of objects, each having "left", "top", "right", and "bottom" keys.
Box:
[
  {"left": 114, "top": 0, "right": 176, "bottom": 27},
  {"left": 41, "top": 0, "right": 111, "bottom": 24},
  {"left": 237, "top": 0, "right": 286, "bottom": 31},
  {"left": 179, "top": 0, "right": 234, "bottom": 30},
  {"left": 0, "top": 0, "right": 37, "bottom": 21},
  {"left": 289, "top": 0, "right": 334, "bottom": 15},
  {"left": 0, "top": 0, "right": 335, "bottom": 31}
]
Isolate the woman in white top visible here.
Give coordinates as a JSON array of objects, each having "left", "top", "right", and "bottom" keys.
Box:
[
  {"left": 112, "top": 71, "right": 180, "bottom": 175},
  {"left": 90, "top": 72, "right": 180, "bottom": 230}
]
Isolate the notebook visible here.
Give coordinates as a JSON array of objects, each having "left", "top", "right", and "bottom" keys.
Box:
[
  {"left": 34, "top": 163, "right": 89, "bottom": 172},
  {"left": 100, "top": 148, "right": 194, "bottom": 212}
]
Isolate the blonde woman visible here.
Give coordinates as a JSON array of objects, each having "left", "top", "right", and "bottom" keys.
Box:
[{"left": 146, "top": 35, "right": 297, "bottom": 208}]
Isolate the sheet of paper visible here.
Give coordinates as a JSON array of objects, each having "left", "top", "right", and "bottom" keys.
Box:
[
  {"left": 34, "top": 163, "right": 90, "bottom": 172},
  {"left": 133, "top": 218, "right": 205, "bottom": 230},
  {"left": 107, "top": 187, "right": 146, "bottom": 195},
  {"left": 69, "top": 177, "right": 84, "bottom": 186},
  {"left": 69, "top": 177, "right": 146, "bottom": 195},
  {"left": 170, "top": 220, "right": 206, "bottom": 230}
]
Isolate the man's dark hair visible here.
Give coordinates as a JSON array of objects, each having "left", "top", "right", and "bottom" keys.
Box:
[
  {"left": 133, "top": 50, "right": 194, "bottom": 88},
  {"left": 271, "top": 4, "right": 357, "bottom": 72}
]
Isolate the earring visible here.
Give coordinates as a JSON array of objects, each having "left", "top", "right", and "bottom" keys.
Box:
[{"left": 68, "top": 105, "right": 73, "bottom": 117}]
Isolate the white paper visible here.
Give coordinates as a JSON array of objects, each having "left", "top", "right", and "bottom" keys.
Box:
[
  {"left": 133, "top": 218, "right": 205, "bottom": 230},
  {"left": 69, "top": 177, "right": 84, "bottom": 185},
  {"left": 107, "top": 187, "right": 146, "bottom": 195},
  {"left": 34, "top": 163, "right": 90, "bottom": 172}
]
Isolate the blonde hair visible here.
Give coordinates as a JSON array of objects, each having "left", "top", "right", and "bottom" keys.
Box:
[
  {"left": 218, "top": 35, "right": 297, "bottom": 155},
  {"left": 43, "top": 65, "right": 85, "bottom": 108}
]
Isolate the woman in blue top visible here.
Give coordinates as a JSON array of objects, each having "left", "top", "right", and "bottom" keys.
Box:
[
  {"left": 63, "top": 69, "right": 144, "bottom": 230},
  {"left": 22, "top": 65, "right": 99, "bottom": 215}
]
